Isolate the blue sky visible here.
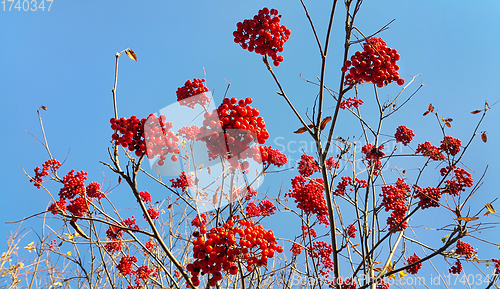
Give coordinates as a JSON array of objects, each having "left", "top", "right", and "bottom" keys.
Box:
[{"left": 1, "top": 0, "right": 500, "bottom": 284}]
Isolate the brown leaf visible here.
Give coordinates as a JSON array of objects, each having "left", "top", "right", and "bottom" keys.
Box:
[
  {"left": 423, "top": 111, "right": 430, "bottom": 116},
  {"left": 118, "top": 176, "right": 122, "bottom": 184},
  {"left": 445, "top": 122, "right": 451, "bottom": 128},
  {"left": 125, "top": 49, "right": 137, "bottom": 61},
  {"left": 456, "top": 216, "right": 479, "bottom": 221},
  {"left": 351, "top": 244, "right": 359, "bottom": 248},
  {"left": 471, "top": 110, "right": 482, "bottom": 115},
  {"left": 212, "top": 194, "right": 218, "bottom": 204},
  {"left": 320, "top": 116, "right": 332, "bottom": 131},
  {"left": 485, "top": 203, "right": 497, "bottom": 214},
  {"left": 481, "top": 132, "right": 487, "bottom": 143},
  {"left": 41, "top": 106, "right": 47, "bottom": 110},
  {"left": 294, "top": 124, "right": 314, "bottom": 134},
  {"left": 428, "top": 103, "right": 434, "bottom": 112},
  {"left": 207, "top": 167, "right": 211, "bottom": 175}
]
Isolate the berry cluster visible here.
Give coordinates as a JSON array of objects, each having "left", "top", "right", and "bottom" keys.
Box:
[
  {"left": 245, "top": 200, "right": 277, "bottom": 217},
  {"left": 259, "top": 146, "right": 288, "bottom": 167},
  {"left": 362, "top": 143, "right": 385, "bottom": 174},
  {"left": 413, "top": 186, "right": 441, "bottom": 209},
  {"left": 415, "top": 141, "right": 445, "bottom": 161},
  {"left": 176, "top": 78, "right": 210, "bottom": 109},
  {"left": 197, "top": 97, "right": 269, "bottom": 168},
  {"left": 31, "top": 159, "right": 61, "bottom": 188},
  {"left": 380, "top": 178, "right": 410, "bottom": 232},
  {"left": 492, "top": 258, "right": 500, "bottom": 274},
  {"left": 233, "top": 8, "right": 291, "bottom": 66},
  {"left": 178, "top": 125, "right": 201, "bottom": 141},
  {"left": 406, "top": 253, "right": 422, "bottom": 274},
  {"left": 333, "top": 176, "right": 367, "bottom": 196},
  {"left": 291, "top": 243, "right": 302, "bottom": 256},
  {"left": 170, "top": 171, "right": 194, "bottom": 192},
  {"left": 340, "top": 97, "right": 364, "bottom": 110},
  {"left": 145, "top": 207, "right": 160, "bottom": 220},
  {"left": 187, "top": 217, "right": 283, "bottom": 287},
  {"left": 116, "top": 255, "right": 158, "bottom": 288},
  {"left": 376, "top": 279, "right": 390, "bottom": 289},
  {"left": 444, "top": 167, "right": 473, "bottom": 196},
  {"left": 455, "top": 240, "right": 475, "bottom": 259},
  {"left": 449, "top": 260, "right": 463, "bottom": 274},
  {"left": 110, "top": 114, "right": 180, "bottom": 165},
  {"left": 288, "top": 176, "right": 329, "bottom": 225},
  {"left": 342, "top": 37, "right": 404, "bottom": 87},
  {"left": 307, "top": 241, "right": 334, "bottom": 277},
  {"left": 394, "top": 125, "right": 415, "bottom": 146},
  {"left": 346, "top": 224, "right": 356, "bottom": 238},
  {"left": 297, "top": 154, "right": 320, "bottom": 177},
  {"left": 105, "top": 217, "right": 139, "bottom": 253},
  {"left": 440, "top": 136, "right": 461, "bottom": 156},
  {"left": 338, "top": 278, "right": 357, "bottom": 289}
]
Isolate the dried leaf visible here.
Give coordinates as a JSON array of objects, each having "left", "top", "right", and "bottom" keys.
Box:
[
  {"left": 471, "top": 110, "right": 482, "bottom": 114},
  {"left": 423, "top": 111, "right": 430, "bottom": 116},
  {"left": 174, "top": 202, "right": 179, "bottom": 206},
  {"left": 320, "top": 116, "right": 332, "bottom": 131},
  {"left": 428, "top": 103, "right": 434, "bottom": 112},
  {"left": 351, "top": 244, "right": 359, "bottom": 248},
  {"left": 373, "top": 267, "right": 383, "bottom": 272},
  {"left": 207, "top": 167, "right": 211, "bottom": 175},
  {"left": 445, "top": 122, "right": 451, "bottom": 128},
  {"left": 182, "top": 139, "right": 186, "bottom": 149},
  {"left": 294, "top": 124, "right": 314, "bottom": 134},
  {"left": 41, "top": 106, "right": 47, "bottom": 110},
  {"left": 485, "top": 203, "right": 497, "bottom": 214},
  {"left": 70, "top": 221, "right": 90, "bottom": 240},
  {"left": 125, "top": 49, "right": 137, "bottom": 61},
  {"left": 198, "top": 164, "right": 204, "bottom": 172},
  {"left": 481, "top": 132, "right": 487, "bottom": 143},
  {"left": 456, "top": 216, "right": 479, "bottom": 221},
  {"left": 118, "top": 176, "right": 122, "bottom": 184},
  {"left": 213, "top": 194, "right": 218, "bottom": 204}
]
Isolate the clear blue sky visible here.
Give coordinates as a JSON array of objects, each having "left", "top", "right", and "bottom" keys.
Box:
[{"left": 1, "top": 1, "right": 499, "bottom": 285}]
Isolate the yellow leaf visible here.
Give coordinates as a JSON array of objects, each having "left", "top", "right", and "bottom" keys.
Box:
[
  {"left": 67, "top": 251, "right": 72, "bottom": 256},
  {"left": 125, "top": 48, "right": 137, "bottom": 61},
  {"left": 399, "top": 271, "right": 408, "bottom": 278},
  {"left": 182, "top": 139, "right": 186, "bottom": 149},
  {"left": 485, "top": 203, "right": 497, "bottom": 214},
  {"left": 24, "top": 241, "right": 36, "bottom": 253}
]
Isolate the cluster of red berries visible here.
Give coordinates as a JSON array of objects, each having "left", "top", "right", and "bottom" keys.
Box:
[
  {"left": 415, "top": 141, "right": 445, "bottom": 161},
  {"left": 362, "top": 143, "right": 385, "bottom": 174},
  {"left": 259, "top": 146, "right": 287, "bottom": 167},
  {"left": 176, "top": 78, "right": 210, "bottom": 109},
  {"left": 31, "top": 159, "right": 61, "bottom": 188},
  {"left": 105, "top": 217, "right": 139, "bottom": 253},
  {"left": 301, "top": 225, "right": 318, "bottom": 238},
  {"left": 342, "top": 37, "right": 404, "bottom": 87},
  {"left": 34, "top": 162, "right": 105, "bottom": 220},
  {"left": 197, "top": 97, "right": 269, "bottom": 168},
  {"left": 394, "top": 125, "right": 415, "bottom": 146},
  {"left": 170, "top": 171, "right": 194, "bottom": 192},
  {"left": 413, "top": 186, "right": 441, "bottom": 209},
  {"left": 380, "top": 178, "right": 410, "bottom": 232},
  {"left": 297, "top": 154, "right": 320, "bottom": 177},
  {"left": 145, "top": 207, "right": 160, "bottom": 220},
  {"left": 444, "top": 167, "right": 473, "bottom": 196},
  {"left": 449, "top": 260, "right": 463, "bottom": 274},
  {"left": 117, "top": 255, "right": 158, "bottom": 288},
  {"left": 245, "top": 200, "right": 277, "bottom": 217},
  {"left": 233, "top": 7, "right": 291, "bottom": 66},
  {"left": 340, "top": 97, "right": 364, "bottom": 110},
  {"left": 406, "top": 253, "right": 422, "bottom": 274},
  {"left": 187, "top": 217, "right": 283, "bottom": 287},
  {"left": 288, "top": 176, "right": 329, "bottom": 225},
  {"left": 346, "top": 224, "right": 356, "bottom": 238},
  {"left": 492, "top": 258, "right": 500, "bottom": 274},
  {"left": 110, "top": 114, "right": 180, "bottom": 165},
  {"left": 307, "top": 241, "right": 334, "bottom": 277},
  {"left": 333, "top": 176, "right": 367, "bottom": 196},
  {"left": 338, "top": 278, "right": 357, "bottom": 289},
  {"left": 178, "top": 125, "right": 201, "bottom": 141},
  {"left": 440, "top": 136, "right": 462, "bottom": 156},
  {"left": 455, "top": 240, "right": 475, "bottom": 259},
  {"left": 376, "top": 279, "right": 390, "bottom": 289}
]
